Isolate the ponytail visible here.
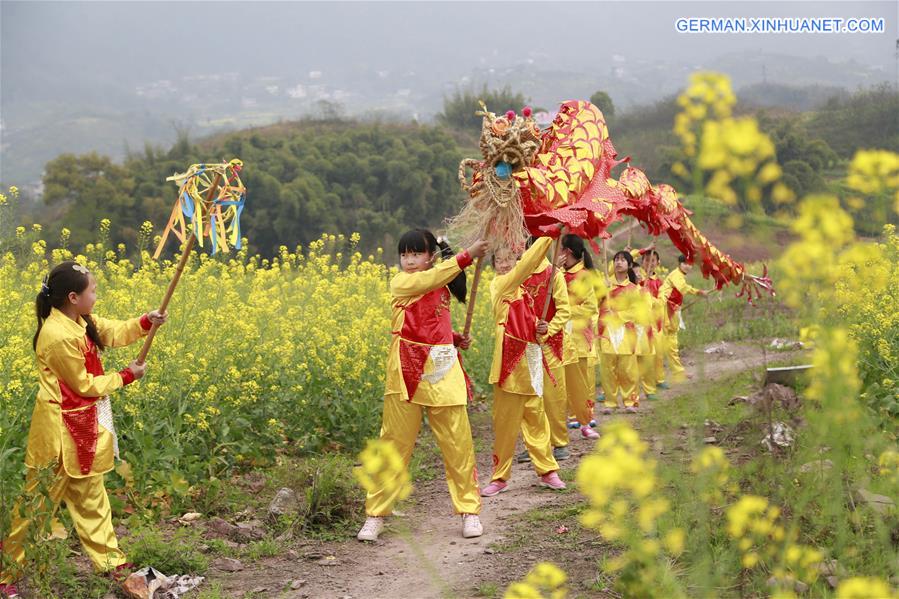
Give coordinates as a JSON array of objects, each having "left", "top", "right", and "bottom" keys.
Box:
[
  {"left": 561, "top": 234, "right": 594, "bottom": 270},
  {"left": 33, "top": 285, "right": 53, "bottom": 351},
  {"left": 33, "top": 261, "right": 105, "bottom": 352},
  {"left": 437, "top": 238, "right": 467, "bottom": 304}
]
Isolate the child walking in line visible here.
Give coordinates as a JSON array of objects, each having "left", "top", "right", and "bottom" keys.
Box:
[
  {"left": 357, "top": 230, "right": 488, "bottom": 542},
  {"left": 1, "top": 261, "right": 166, "bottom": 597},
  {"left": 598, "top": 251, "right": 654, "bottom": 414},
  {"left": 558, "top": 235, "right": 601, "bottom": 440},
  {"left": 518, "top": 247, "right": 574, "bottom": 463},
  {"left": 636, "top": 248, "right": 666, "bottom": 399},
  {"left": 480, "top": 237, "right": 566, "bottom": 497},
  {"left": 659, "top": 255, "right": 710, "bottom": 383}
]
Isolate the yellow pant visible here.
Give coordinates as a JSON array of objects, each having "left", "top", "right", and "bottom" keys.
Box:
[
  {"left": 2, "top": 466, "right": 126, "bottom": 583},
  {"left": 534, "top": 365, "right": 568, "bottom": 448},
  {"left": 638, "top": 332, "right": 664, "bottom": 395},
  {"left": 492, "top": 387, "right": 558, "bottom": 481},
  {"left": 638, "top": 354, "right": 657, "bottom": 395},
  {"left": 365, "top": 395, "right": 481, "bottom": 517},
  {"left": 663, "top": 325, "right": 686, "bottom": 382},
  {"left": 654, "top": 331, "right": 666, "bottom": 384},
  {"left": 600, "top": 353, "right": 639, "bottom": 407},
  {"left": 564, "top": 359, "right": 595, "bottom": 426}
]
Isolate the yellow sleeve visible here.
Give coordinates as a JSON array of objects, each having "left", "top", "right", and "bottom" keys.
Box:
[
  {"left": 542, "top": 271, "right": 571, "bottom": 340},
  {"left": 91, "top": 315, "right": 147, "bottom": 348},
  {"left": 673, "top": 270, "right": 701, "bottom": 296},
  {"left": 659, "top": 276, "right": 673, "bottom": 302},
  {"left": 570, "top": 272, "right": 599, "bottom": 319},
  {"left": 390, "top": 256, "right": 465, "bottom": 298},
  {"left": 43, "top": 338, "right": 125, "bottom": 398},
  {"left": 493, "top": 237, "right": 553, "bottom": 298}
]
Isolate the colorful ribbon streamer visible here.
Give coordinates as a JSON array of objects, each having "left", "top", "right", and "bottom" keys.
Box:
[{"left": 153, "top": 159, "right": 246, "bottom": 259}]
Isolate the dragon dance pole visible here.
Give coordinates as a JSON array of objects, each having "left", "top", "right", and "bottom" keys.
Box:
[
  {"left": 462, "top": 257, "right": 484, "bottom": 337},
  {"left": 540, "top": 229, "right": 566, "bottom": 321}
]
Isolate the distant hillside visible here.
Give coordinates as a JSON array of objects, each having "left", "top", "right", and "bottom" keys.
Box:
[{"left": 31, "top": 118, "right": 467, "bottom": 257}]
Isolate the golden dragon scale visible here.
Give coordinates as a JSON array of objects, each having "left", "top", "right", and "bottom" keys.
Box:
[{"left": 515, "top": 100, "right": 772, "bottom": 300}]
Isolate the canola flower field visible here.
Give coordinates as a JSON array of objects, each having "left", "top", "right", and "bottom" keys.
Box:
[
  {"left": 0, "top": 223, "right": 499, "bottom": 502},
  {"left": 1, "top": 72, "right": 898, "bottom": 598}
]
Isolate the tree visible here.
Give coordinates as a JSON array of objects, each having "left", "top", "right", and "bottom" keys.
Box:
[
  {"left": 42, "top": 153, "right": 138, "bottom": 246},
  {"left": 40, "top": 119, "right": 467, "bottom": 257},
  {"left": 438, "top": 85, "right": 528, "bottom": 133},
  {"left": 589, "top": 90, "right": 615, "bottom": 121}
]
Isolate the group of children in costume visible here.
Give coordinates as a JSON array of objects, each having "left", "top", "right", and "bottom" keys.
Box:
[
  {"left": 357, "top": 229, "right": 710, "bottom": 542},
  {"left": 0, "top": 228, "right": 709, "bottom": 597}
]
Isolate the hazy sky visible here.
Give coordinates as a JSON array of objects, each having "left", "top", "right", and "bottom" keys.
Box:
[
  {"left": 1, "top": 1, "right": 896, "bottom": 183},
  {"left": 2, "top": 1, "right": 896, "bottom": 93}
]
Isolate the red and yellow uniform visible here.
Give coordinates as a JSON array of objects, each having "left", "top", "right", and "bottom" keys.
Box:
[
  {"left": 659, "top": 268, "right": 703, "bottom": 381},
  {"left": 598, "top": 277, "right": 654, "bottom": 408},
  {"left": 2, "top": 308, "right": 151, "bottom": 582},
  {"left": 488, "top": 237, "right": 558, "bottom": 482},
  {"left": 638, "top": 271, "right": 666, "bottom": 394},
  {"left": 366, "top": 251, "right": 481, "bottom": 517},
  {"left": 522, "top": 259, "right": 572, "bottom": 449},
  {"left": 563, "top": 260, "right": 599, "bottom": 425}
]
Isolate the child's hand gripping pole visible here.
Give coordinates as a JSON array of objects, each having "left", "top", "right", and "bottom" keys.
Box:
[
  {"left": 135, "top": 173, "right": 222, "bottom": 364},
  {"left": 461, "top": 239, "right": 490, "bottom": 338},
  {"left": 462, "top": 257, "right": 484, "bottom": 338}
]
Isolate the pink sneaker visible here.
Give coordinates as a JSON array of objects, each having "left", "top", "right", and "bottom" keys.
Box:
[
  {"left": 480, "top": 480, "right": 508, "bottom": 497},
  {"left": 539, "top": 471, "right": 566, "bottom": 490},
  {"left": 581, "top": 425, "right": 600, "bottom": 439},
  {"left": 600, "top": 407, "right": 614, "bottom": 415},
  {"left": 0, "top": 584, "right": 19, "bottom": 598},
  {"left": 625, "top": 406, "right": 639, "bottom": 414}
]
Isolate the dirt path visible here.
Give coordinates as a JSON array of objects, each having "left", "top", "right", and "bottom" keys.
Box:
[{"left": 204, "top": 340, "right": 805, "bottom": 599}]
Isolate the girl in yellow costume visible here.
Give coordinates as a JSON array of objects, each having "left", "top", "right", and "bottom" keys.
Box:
[
  {"left": 1, "top": 262, "right": 166, "bottom": 597},
  {"left": 598, "top": 251, "right": 654, "bottom": 413},
  {"left": 658, "top": 255, "right": 710, "bottom": 383},
  {"left": 519, "top": 246, "right": 573, "bottom": 462},
  {"left": 357, "top": 230, "right": 488, "bottom": 542},
  {"left": 636, "top": 248, "right": 666, "bottom": 400},
  {"left": 480, "top": 237, "right": 566, "bottom": 497},
  {"left": 558, "top": 235, "right": 600, "bottom": 440}
]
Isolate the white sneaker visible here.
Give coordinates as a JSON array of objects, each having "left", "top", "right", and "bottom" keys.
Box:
[
  {"left": 461, "top": 514, "right": 483, "bottom": 538},
  {"left": 356, "top": 516, "right": 384, "bottom": 541}
]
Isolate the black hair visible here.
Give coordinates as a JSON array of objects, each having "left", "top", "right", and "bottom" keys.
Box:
[
  {"left": 34, "top": 261, "right": 104, "bottom": 352},
  {"left": 678, "top": 254, "right": 688, "bottom": 264},
  {"left": 397, "top": 229, "right": 466, "bottom": 303},
  {"left": 646, "top": 249, "right": 661, "bottom": 262},
  {"left": 612, "top": 250, "right": 638, "bottom": 284},
  {"left": 561, "top": 234, "right": 594, "bottom": 269}
]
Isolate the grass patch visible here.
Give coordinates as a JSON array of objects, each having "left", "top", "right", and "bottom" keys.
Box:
[
  {"left": 125, "top": 527, "right": 210, "bottom": 575},
  {"left": 637, "top": 372, "right": 898, "bottom": 597},
  {"left": 491, "top": 502, "right": 588, "bottom": 554}
]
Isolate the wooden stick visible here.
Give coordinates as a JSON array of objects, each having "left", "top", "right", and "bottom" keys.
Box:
[
  {"left": 462, "top": 257, "right": 484, "bottom": 337},
  {"left": 601, "top": 238, "right": 610, "bottom": 286},
  {"left": 540, "top": 235, "right": 564, "bottom": 322},
  {"left": 607, "top": 219, "right": 640, "bottom": 242},
  {"left": 136, "top": 173, "right": 222, "bottom": 363}
]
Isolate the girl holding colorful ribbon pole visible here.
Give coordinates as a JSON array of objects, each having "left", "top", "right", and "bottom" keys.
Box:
[{"left": 1, "top": 262, "right": 166, "bottom": 596}]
